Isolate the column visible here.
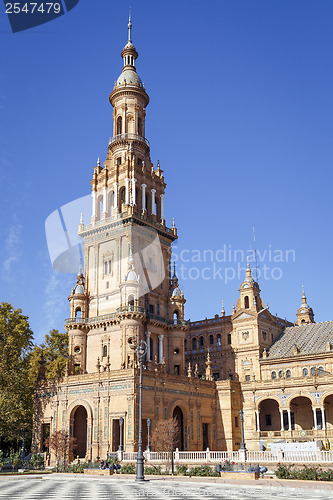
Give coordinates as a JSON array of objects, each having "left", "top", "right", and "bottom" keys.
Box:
[
  {"left": 160, "top": 193, "right": 165, "bottom": 221},
  {"left": 102, "top": 186, "right": 107, "bottom": 216},
  {"left": 321, "top": 407, "right": 326, "bottom": 430},
  {"left": 313, "top": 407, "right": 318, "bottom": 430},
  {"left": 92, "top": 191, "right": 96, "bottom": 218},
  {"left": 158, "top": 334, "right": 164, "bottom": 364},
  {"left": 141, "top": 184, "right": 147, "bottom": 211},
  {"left": 145, "top": 331, "right": 151, "bottom": 361},
  {"left": 125, "top": 178, "right": 130, "bottom": 205},
  {"left": 131, "top": 178, "right": 137, "bottom": 205},
  {"left": 113, "top": 182, "right": 118, "bottom": 212},
  {"left": 279, "top": 409, "right": 284, "bottom": 432},
  {"left": 287, "top": 408, "right": 292, "bottom": 431},
  {"left": 151, "top": 189, "right": 156, "bottom": 215},
  {"left": 122, "top": 107, "right": 126, "bottom": 134},
  {"left": 255, "top": 410, "right": 260, "bottom": 432}
]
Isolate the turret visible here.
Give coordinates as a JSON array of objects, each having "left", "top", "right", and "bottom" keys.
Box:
[{"left": 296, "top": 286, "right": 315, "bottom": 325}]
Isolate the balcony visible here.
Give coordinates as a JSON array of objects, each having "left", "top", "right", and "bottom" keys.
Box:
[{"left": 109, "top": 133, "right": 149, "bottom": 148}]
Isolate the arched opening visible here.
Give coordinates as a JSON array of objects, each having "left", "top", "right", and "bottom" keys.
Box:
[
  {"left": 209, "top": 335, "right": 214, "bottom": 345},
  {"left": 73, "top": 406, "right": 87, "bottom": 458},
  {"left": 103, "top": 345, "right": 107, "bottom": 358},
  {"left": 75, "top": 308, "right": 81, "bottom": 318},
  {"left": 119, "top": 187, "right": 126, "bottom": 210},
  {"left": 96, "top": 194, "right": 103, "bottom": 220},
  {"left": 217, "top": 334, "right": 222, "bottom": 346},
  {"left": 184, "top": 339, "right": 187, "bottom": 350},
  {"left": 155, "top": 198, "right": 159, "bottom": 219},
  {"left": 244, "top": 296, "right": 249, "bottom": 309},
  {"left": 173, "top": 406, "right": 184, "bottom": 451},
  {"left": 290, "top": 396, "right": 314, "bottom": 430},
  {"left": 128, "top": 295, "right": 135, "bottom": 310},
  {"left": 117, "top": 116, "right": 122, "bottom": 135},
  {"left": 324, "top": 394, "right": 333, "bottom": 430},
  {"left": 173, "top": 310, "right": 179, "bottom": 324},
  {"left": 303, "top": 367, "right": 308, "bottom": 377},
  {"left": 138, "top": 117, "right": 143, "bottom": 136},
  {"left": 258, "top": 399, "right": 280, "bottom": 431},
  {"left": 199, "top": 336, "right": 204, "bottom": 347},
  {"left": 192, "top": 337, "right": 197, "bottom": 350}
]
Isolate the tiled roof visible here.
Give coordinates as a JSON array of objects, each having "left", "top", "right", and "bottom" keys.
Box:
[{"left": 267, "top": 321, "right": 333, "bottom": 359}]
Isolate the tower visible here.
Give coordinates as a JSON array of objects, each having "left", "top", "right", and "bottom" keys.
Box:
[
  {"left": 65, "top": 16, "right": 187, "bottom": 376},
  {"left": 296, "top": 286, "right": 315, "bottom": 325}
]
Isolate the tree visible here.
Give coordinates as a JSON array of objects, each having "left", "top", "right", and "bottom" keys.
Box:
[
  {"left": 29, "top": 329, "right": 68, "bottom": 384},
  {"left": 150, "top": 418, "right": 179, "bottom": 453},
  {"left": 45, "top": 430, "right": 76, "bottom": 471},
  {"left": 0, "top": 303, "right": 34, "bottom": 444}
]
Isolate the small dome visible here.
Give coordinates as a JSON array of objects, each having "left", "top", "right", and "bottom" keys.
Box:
[
  {"left": 116, "top": 69, "right": 143, "bottom": 88},
  {"left": 74, "top": 285, "right": 85, "bottom": 294},
  {"left": 126, "top": 270, "right": 138, "bottom": 282}
]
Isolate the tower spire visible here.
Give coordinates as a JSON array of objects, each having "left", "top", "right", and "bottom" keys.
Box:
[{"left": 128, "top": 8, "right": 132, "bottom": 43}]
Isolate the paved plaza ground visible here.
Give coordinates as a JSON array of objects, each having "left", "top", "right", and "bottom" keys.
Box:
[{"left": 1, "top": 474, "right": 333, "bottom": 500}]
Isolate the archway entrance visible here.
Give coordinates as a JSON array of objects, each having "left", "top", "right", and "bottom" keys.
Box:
[
  {"left": 73, "top": 406, "right": 87, "bottom": 458},
  {"left": 258, "top": 399, "right": 280, "bottom": 431},
  {"left": 173, "top": 406, "right": 184, "bottom": 450},
  {"left": 290, "top": 396, "right": 313, "bottom": 430}
]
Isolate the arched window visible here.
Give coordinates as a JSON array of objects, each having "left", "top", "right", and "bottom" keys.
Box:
[
  {"left": 149, "top": 336, "right": 153, "bottom": 361},
  {"left": 75, "top": 308, "right": 82, "bottom": 319},
  {"left": 155, "top": 198, "right": 159, "bottom": 219},
  {"left": 117, "top": 116, "right": 122, "bottom": 135},
  {"left": 244, "top": 296, "right": 249, "bottom": 309},
  {"left": 199, "top": 336, "right": 204, "bottom": 347},
  {"left": 318, "top": 366, "right": 324, "bottom": 376},
  {"left": 217, "top": 334, "right": 222, "bottom": 345},
  {"left": 271, "top": 371, "right": 276, "bottom": 379},
  {"left": 192, "top": 337, "right": 197, "bottom": 350},
  {"left": 138, "top": 117, "right": 142, "bottom": 136},
  {"left": 310, "top": 366, "right": 316, "bottom": 376},
  {"left": 209, "top": 335, "right": 214, "bottom": 345},
  {"left": 173, "top": 310, "right": 179, "bottom": 324},
  {"left": 278, "top": 370, "right": 284, "bottom": 378},
  {"left": 303, "top": 367, "right": 308, "bottom": 377},
  {"left": 120, "top": 187, "right": 126, "bottom": 208},
  {"left": 128, "top": 295, "right": 134, "bottom": 310},
  {"left": 184, "top": 339, "right": 187, "bottom": 350},
  {"left": 103, "top": 345, "right": 107, "bottom": 358},
  {"left": 286, "top": 369, "right": 291, "bottom": 378}
]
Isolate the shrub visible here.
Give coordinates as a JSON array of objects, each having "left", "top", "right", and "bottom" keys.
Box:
[
  {"left": 175, "top": 464, "right": 188, "bottom": 476},
  {"left": 275, "top": 463, "right": 296, "bottom": 479},
  {"left": 120, "top": 464, "right": 136, "bottom": 474},
  {"left": 144, "top": 465, "right": 162, "bottom": 475},
  {"left": 188, "top": 465, "right": 219, "bottom": 477},
  {"left": 0, "top": 451, "right": 5, "bottom": 471},
  {"left": 221, "top": 460, "right": 234, "bottom": 471},
  {"left": 30, "top": 453, "right": 44, "bottom": 469},
  {"left": 295, "top": 465, "right": 319, "bottom": 481}
]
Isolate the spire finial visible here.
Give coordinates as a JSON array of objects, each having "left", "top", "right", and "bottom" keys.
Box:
[
  {"left": 172, "top": 218, "right": 175, "bottom": 228},
  {"left": 97, "top": 156, "right": 101, "bottom": 167},
  {"left": 128, "top": 8, "right": 132, "bottom": 43},
  {"left": 80, "top": 212, "right": 83, "bottom": 224},
  {"left": 221, "top": 300, "right": 225, "bottom": 317},
  {"left": 173, "top": 261, "right": 176, "bottom": 277},
  {"left": 246, "top": 256, "right": 252, "bottom": 278}
]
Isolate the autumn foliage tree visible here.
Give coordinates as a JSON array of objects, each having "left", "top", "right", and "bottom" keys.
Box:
[
  {"left": 150, "top": 418, "right": 180, "bottom": 453},
  {"left": 44, "top": 430, "right": 76, "bottom": 470}
]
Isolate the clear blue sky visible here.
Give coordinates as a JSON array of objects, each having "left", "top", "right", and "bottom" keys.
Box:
[{"left": 1, "top": 0, "right": 332, "bottom": 344}]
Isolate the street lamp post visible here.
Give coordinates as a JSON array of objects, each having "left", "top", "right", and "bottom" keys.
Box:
[
  {"left": 118, "top": 417, "right": 124, "bottom": 452},
  {"left": 146, "top": 418, "right": 151, "bottom": 451},
  {"left": 239, "top": 409, "right": 246, "bottom": 450},
  {"left": 136, "top": 339, "right": 147, "bottom": 482}
]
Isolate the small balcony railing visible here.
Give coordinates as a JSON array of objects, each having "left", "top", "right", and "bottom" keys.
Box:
[{"left": 110, "top": 133, "right": 149, "bottom": 148}]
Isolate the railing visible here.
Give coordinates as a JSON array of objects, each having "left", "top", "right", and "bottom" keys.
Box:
[
  {"left": 110, "top": 133, "right": 150, "bottom": 148},
  {"left": 168, "top": 319, "right": 190, "bottom": 326},
  {"left": 118, "top": 448, "right": 330, "bottom": 464},
  {"left": 116, "top": 305, "right": 145, "bottom": 314},
  {"left": 65, "top": 312, "right": 117, "bottom": 325}
]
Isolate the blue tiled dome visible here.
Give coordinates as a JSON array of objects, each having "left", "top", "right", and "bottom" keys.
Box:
[{"left": 116, "top": 69, "right": 143, "bottom": 87}]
